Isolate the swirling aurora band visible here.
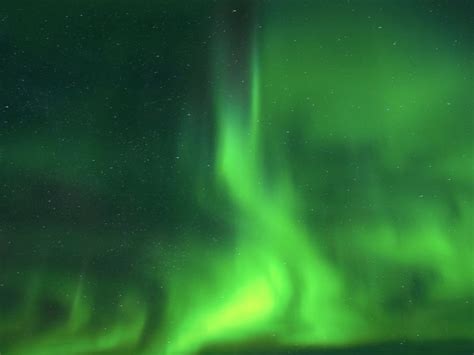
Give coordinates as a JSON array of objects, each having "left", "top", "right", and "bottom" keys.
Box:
[{"left": 1, "top": 1, "right": 473, "bottom": 354}]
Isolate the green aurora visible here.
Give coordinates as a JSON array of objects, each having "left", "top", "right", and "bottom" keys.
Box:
[{"left": 0, "top": 1, "right": 473, "bottom": 354}]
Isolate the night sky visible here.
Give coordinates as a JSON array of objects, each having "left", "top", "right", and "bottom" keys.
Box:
[{"left": 0, "top": 1, "right": 473, "bottom": 354}]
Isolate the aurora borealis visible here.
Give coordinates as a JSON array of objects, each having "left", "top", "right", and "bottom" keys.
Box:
[{"left": 1, "top": 1, "right": 473, "bottom": 354}]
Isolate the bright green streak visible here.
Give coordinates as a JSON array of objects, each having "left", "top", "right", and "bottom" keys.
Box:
[
  {"left": 3, "top": 2, "right": 472, "bottom": 354},
  {"left": 155, "top": 5, "right": 473, "bottom": 353},
  {"left": 157, "top": 38, "right": 359, "bottom": 354}
]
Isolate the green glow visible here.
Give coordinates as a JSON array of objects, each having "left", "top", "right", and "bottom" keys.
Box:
[
  {"left": 1, "top": 1, "right": 472, "bottom": 354},
  {"left": 4, "top": 269, "right": 147, "bottom": 355},
  {"left": 154, "top": 4, "right": 473, "bottom": 353},
  {"left": 153, "top": 7, "right": 473, "bottom": 353}
]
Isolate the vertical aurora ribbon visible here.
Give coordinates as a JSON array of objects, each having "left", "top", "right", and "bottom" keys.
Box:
[
  {"left": 153, "top": 3, "right": 473, "bottom": 353},
  {"left": 1, "top": 2, "right": 472, "bottom": 354}
]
